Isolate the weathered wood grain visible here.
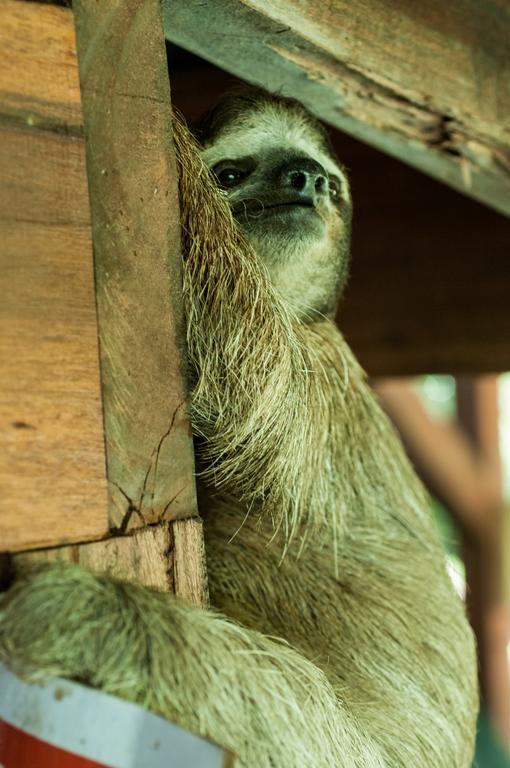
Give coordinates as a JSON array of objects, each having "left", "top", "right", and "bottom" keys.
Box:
[
  {"left": 170, "top": 519, "right": 209, "bottom": 606},
  {"left": 0, "top": 216, "right": 109, "bottom": 551},
  {"left": 0, "top": 123, "right": 89, "bottom": 225},
  {"left": 0, "top": 0, "right": 82, "bottom": 132},
  {"left": 2, "top": 1, "right": 207, "bottom": 607},
  {"left": 163, "top": 0, "right": 510, "bottom": 217},
  {"left": 0, "top": 2, "right": 108, "bottom": 553},
  {"left": 16, "top": 525, "right": 174, "bottom": 592},
  {"left": 1, "top": 0, "right": 202, "bottom": 583},
  {"left": 16, "top": 517, "right": 208, "bottom": 605},
  {"left": 73, "top": 0, "right": 197, "bottom": 531}
]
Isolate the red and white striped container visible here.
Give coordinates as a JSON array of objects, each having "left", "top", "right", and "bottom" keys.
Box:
[{"left": 0, "top": 663, "right": 234, "bottom": 767}]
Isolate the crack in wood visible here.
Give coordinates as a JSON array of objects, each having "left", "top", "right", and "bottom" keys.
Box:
[
  {"left": 160, "top": 486, "right": 186, "bottom": 521},
  {"left": 138, "top": 401, "right": 185, "bottom": 517},
  {"left": 272, "top": 40, "right": 510, "bottom": 186},
  {"left": 110, "top": 481, "right": 144, "bottom": 534}
]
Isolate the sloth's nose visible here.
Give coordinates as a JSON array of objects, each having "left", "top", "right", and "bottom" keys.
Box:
[{"left": 278, "top": 157, "right": 328, "bottom": 200}]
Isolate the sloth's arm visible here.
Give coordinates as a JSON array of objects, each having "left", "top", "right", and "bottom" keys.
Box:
[{"left": 0, "top": 562, "right": 384, "bottom": 768}]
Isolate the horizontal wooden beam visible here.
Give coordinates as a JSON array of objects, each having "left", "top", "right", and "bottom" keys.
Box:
[
  {"left": 163, "top": 0, "right": 510, "bottom": 217},
  {"left": 16, "top": 519, "right": 209, "bottom": 605}
]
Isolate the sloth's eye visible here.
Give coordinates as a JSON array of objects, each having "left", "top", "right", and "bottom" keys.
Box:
[
  {"left": 217, "top": 168, "right": 244, "bottom": 188},
  {"left": 329, "top": 178, "right": 341, "bottom": 201},
  {"left": 212, "top": 159, "right": 255, "bottom": 190}
]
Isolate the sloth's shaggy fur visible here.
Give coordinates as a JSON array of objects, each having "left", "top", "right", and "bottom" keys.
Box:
[{"left": 0, "top": 102, "right": 478, "bottom": 767}]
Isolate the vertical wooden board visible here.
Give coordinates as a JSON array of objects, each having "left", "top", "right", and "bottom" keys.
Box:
[
  {"left": 73, "top": 0, "right": 198, "bottom": 532},
  {"left": 1, "top": 219, "right": 108, "bottom": 551},
  {"left": 0, "top": 2, "right": 108, "bottom": 552},
  {"left": 170, "top": 519, "right": 209, "bottom": 606}
]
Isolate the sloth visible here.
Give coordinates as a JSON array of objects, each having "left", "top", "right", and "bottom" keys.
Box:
[
  {"left": 186, "top": 90, "right": 478, "bottom": 766},
  {"left": 0, "top": 92, "right": 478, "bottom": 768},
  {"left": 178, "top": 90, "right": 477, "bottom": 765}
]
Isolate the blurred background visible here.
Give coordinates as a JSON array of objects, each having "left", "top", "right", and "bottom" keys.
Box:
[{"left": 374, "top": 375, "right": 510, "bottom": 767}]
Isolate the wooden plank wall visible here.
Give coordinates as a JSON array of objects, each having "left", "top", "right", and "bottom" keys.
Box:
[
  {"left": 1, "top": 0, "right": 206, "bottom": 603},
  {"left": 0, "top": 0, "right": 108, "bottom": 551}
]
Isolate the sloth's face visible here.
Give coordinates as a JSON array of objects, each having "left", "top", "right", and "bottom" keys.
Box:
[{"left": 200, "top": 95, "right": 351, "bottom": 319}]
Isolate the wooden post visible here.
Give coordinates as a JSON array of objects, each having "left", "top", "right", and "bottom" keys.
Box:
[
  {"left": 73, "top": 0, "right": 196, "bottom": 532},
  {"left": 1, "top": 0, "right": 208, "bottom": 606},
  {"left": 457, "top": 378, "right": 509, "bottom": 746}
]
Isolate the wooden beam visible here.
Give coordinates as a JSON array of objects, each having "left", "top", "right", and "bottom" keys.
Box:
[
  {"left": 16, "top": 525, "right": 175, "bottom": 593},
  {"left": 169, "top": 56, "right": 510, "bottom": 376},
  {"left": 0, "top": 0, "right": 108, "bottom": 552},
  {"left": 163, "top": 0, "right": 510, "bottom": 217},
  {"left": 16, "top": 520, "right": 209, "bottom": 606},
  {"left": 1, "top": 0, "right": 207, "bottom": 606},
  {"left": 456, "top": 379, "right": 509, "bottom": 745},
  {"left": 73, "top": 0, "right": 197, "bottom": 531},
  {"left": 170, "top": 519, "right": 209, "bottom": 606}
]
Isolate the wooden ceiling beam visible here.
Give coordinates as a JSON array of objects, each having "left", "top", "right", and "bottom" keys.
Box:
[{"left": 163, "top": 0, "right": 510, "bottom": 217}]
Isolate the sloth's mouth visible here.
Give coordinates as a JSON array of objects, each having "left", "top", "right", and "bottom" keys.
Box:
[
  {"left": 265, "top": 201, "right": 315, "bottom": 211},
  {"left": 233, "top": 198, "right": 317, "bottom": 218}
]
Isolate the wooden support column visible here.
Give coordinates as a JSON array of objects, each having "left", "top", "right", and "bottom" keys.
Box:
[
  {"left": 72, "top": 0, "right": 196, "bottom": 532},
  {"left": 1, "top": 0, "right": 207, "bottom": 605}
]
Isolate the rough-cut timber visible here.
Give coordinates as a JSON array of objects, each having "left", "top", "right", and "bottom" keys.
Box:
[
  {"left": 1, "top": 0, "right": 204, "bottom": 613},
  {"left": 170, "top": 519, "right": 209, "bottom": 606},
  {"left": 0, "top": 0, "right": 108, "bottom": 552},
  {"left": 73, "top": 0, "right": 197, "bottom": 531},
  {"left": 17, "top": 525, "right": 175, "bottom": 593},
  {"left": 163, "top": 0, "right": 510, "bottom": 217},
  {"left": 15, "top": 520, "right": 208, "bottom": 605},
  {"left": 0, "top": 0, "right": 82, "bottom": 132},
  {"left": 16, "top": 518, "right": 209, "bottom": 605}
]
